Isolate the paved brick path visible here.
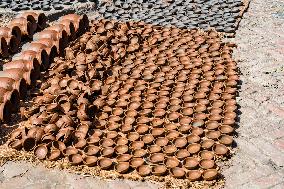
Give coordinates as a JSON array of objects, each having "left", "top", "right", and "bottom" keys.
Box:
[
  {"left": 0, "top": 0, "right": 284, "bottom": 188},
  {"left": 223, "top": 0, "right": 284, "bottom": 188}
]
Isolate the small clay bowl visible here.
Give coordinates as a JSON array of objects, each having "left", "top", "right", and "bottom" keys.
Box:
[
  {"left": 137, "top": 165, "right": 151, "bottom": 177},
  {"left": 152, "top": 165, "right": 167, "bottom": 176},
  {"left": 163, "top": 145, "right": 177, "bottom": 156},
  {"left": 199, "top": 150, "right": 215, "bottom": 160},
  {"left": 187, "top": 143, "right": 201, "bottom": 154},
  {"left": 205, "top": 130, "right": 221, "bottom": 140},
  {"left": 116, "top": 137, "right": 129, "bottom": 145},
  {"left": 164, "top": 123, "right": 178, "bottom": 130},
  {"left": 100, "top": 138, "right": 115, "bottom": 147},
  {"left": 148, "top": 145, "right": 162, "bottom": 154},
  {"left": 199, "top": 159, "right": 215, "bottom": 169},
  {"left": 117, "top": 154, "right": 132, "bottom": 162},
  {"left": 213, "top": 144, "right": 229, "bottom": 156},
  {"left": 170, "top": 167, "right": 186, "bottom": 178},
  {"left": 101, "top": 147, "right": 114, "bottom": 157},
  {"left": 130, "top": 158, "right": 144, "bottom": 168},
  {"left": 115, "top": 145, "right": 129, "bottom": 155},
  {"left": 187, "top": 170, "right": 202, "bottom": 181},
  {"left": 63, "top": 147, "right": 78, "bottom": 156},
  {"left": 130, "top": 141, "right": 145, "bottom": 150},
  {"left": 127, "top": 132, "right": 140, "bottom": 141},
  {"left": 84, "top": 145, "right": 100, "bottom": 156},
  {"left": 98, "top": 158, "right": 113, "bottom": 170},
  {"left": 201, "top": 139, "right": 215, "bottom": 149},
  {"left": 132, "top": 149, "right": 147, "bottom": 158},
  {"left": 175, "top": 149, "right": 190, "bottom": 160},
  {"left": 151, "top": 128, "right": 165, "bottom": 137},
  {"left": 183, "top": 157, "right": 199, "bottom": 170},
  {"left": 191, "top": 127, "right": 204, "bottom": 136},
  {"left": 68, "top": 154, "right": 83, "bottom": 166},
  {"left": 187, "top": 134, "right": 201, "bottom": 144},
  {"left": 34, "top": 145, "right": 48, "bottom": 160},
  {"left": 83, "top": 156, "right": 98, "bottom": 167},
  {"left": 142, "top": 134, "right": 155, "bottom": 144},
  {"left": 206, "top": 121, "right": 220, "bottom": 130},
  {"left": 115, "top": 162, "right": 130, "bottom": 174},
  {"left": 219, "top": 125, "right": 234, "bottom": 134},
  {"left": 202, "top": 169, "right": 218, "bottom": 181},
  {"left": 155, "top": 137, "right": 169, "bottom": 147},
  {"left": 164, "top": 157, "right": 180, "bottom": 168},
  {"left": 149, "top": 153, "right": 165, "bottom": 164},
  {"left": 166, "top": 130, "right": 180, "bottom": 140},
  {"left": 218, "top": 135, "right": 233, "bottom": 146},
  {"left": 135, "top": 124, "right": 149, "bottom": 135},
  {"left": 178, "top": 125, "right": 191, "bottom": 134},
  {"left": 174, "top": 137, "right": 188, "bottom": 148}
]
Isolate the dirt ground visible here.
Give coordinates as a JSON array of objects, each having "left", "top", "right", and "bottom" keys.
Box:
[{"left": 0, "top": 0, "right": 284, "bottom": 188}]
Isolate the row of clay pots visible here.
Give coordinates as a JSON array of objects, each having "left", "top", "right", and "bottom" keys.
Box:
[
  {"left": 0, "top": 12, "right": 47, "bottom": 58},
  {"left": 0, "top": 13, "right": 89, "bottom": 122}
]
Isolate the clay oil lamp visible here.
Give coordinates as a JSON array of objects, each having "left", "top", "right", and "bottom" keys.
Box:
[
  {"left": 132, "top": 149, "right": 147, "bottom": 158},
  {"left": 152, "top": 165, "right": 167, "bottom": 176},
  {"left": 83, "top": 156, "right": 98, "bottom": 167},
  {"left": 187, "top": 143, "right": 201, "bottom": 154},
  {"left": 163, "top": 145, "right": 177, "bottom": 156},
  {"left": 219, "top": 135, "right": 233, "bottom": 146},
  {"left": 205, "top": 130, "right": 221, "bottom": 140},
  {"left": 135, "top": 124, "right": 149, "bottom": 135},
  {"left": 199, "top": 159, "right": 215, "bottom": 169},
  {"left": 68, "top": 154, "right": 83, "bottom": 166},
  {"left": 187, "top": 170, "right": 202, "bottom": 181},
  {"left": 98, "top": 158, "right": 113, "bottom": 170},
  {"left": 130, "top": 157, "right": 144, "bottom": 168},
  {"left": 117, "top": 154, "right": 132, "bottom": 162},
  {"left": 178, "top": 124, "right": 191, "bottom": 134},
  {"left": 202, "top": 169, "right": 218, "bottom": 181},
  {"left": 127, "top": 132, "right": 140, "bottom": 142},
  {"left": 130, "top": 141, "right": 145, "bottom": 150},
  {"left": 148, "top": 145, "right": 162, "bottom": 154},
  {"left": 219, "top": 125, "right": 234, "bottom": 134},
  {"left": 183, "top": 157, "right": 199, "bottom": 170},
  {"left": 121, "top": 123, "right": 133, "bottom": 133},
  {"left": 175, "top": 149, "right": 190, "bottom": 160},
  {"left": 137, "top": 165, "right": 151, "bottom": 177},
  {"left": 23, "top": 137, "right": 36, "bottom": 151},
  {"left": 170, "top": 167, "right": 186, "bottom": 178},
  {"left": 213, "top": 144, "right": 229, "bottom": 156},
  {"left": 151, "top": 118, "right": 164, "bottom": 127},
  {"left": 100, "top": 138, "right": 114, "bottom": 147},
  {"left": 191, "top": 120, "right": 205, "bottom": 128},
  {"left": 173, "top": 137, "right": 188, "bottom": 149},
  {"left": 34, "top": 145, "right": 48, "bottom": 160},
  {"left": 206, "top": 121, "right": 220, "bottom": 130},
  {"left": 151, "top": 128, "right": 165, "bottom": 137},
  {"left": 187, "top": 134, "right": 201, "bottom": 144},
  {"left": 164, "top": 123, "right": 178, "bottom": 131},
  {"left": 115, "top": 162, "right": 130, "bottom": 174},
  {"left": 164, "top": 157, "right": 180, "bottom": 168},
  {"left": 191, "top": 126, "right": 204, "bottom": 136},
  {"left": 199, "top": 150, "right": 215, "bottom": 160},
  {"left": 166, "top": 130, "right": 180, "bottom": 140},
  {"left": 155, "top": 137, "right": 169, "bottom": 147},
  {"left": 84, "top": 145, "right": 100, "bottom": 156},
  {"left": 149, "top": 153, "right": 165, "bottom": 164},
  {"left": 142, "top": 134, "right": 154, "bottom": 144}
]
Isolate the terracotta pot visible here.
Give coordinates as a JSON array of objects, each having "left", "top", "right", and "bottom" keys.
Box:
[
  {"left": 170, "top": 167, "right": 185, "bottom": 178},
  {"left": 213, "top": 144, "right": 229, "bottom": 156},
  {"left": 175, "top": 149, "right": 190, "bottom": 160},
  {"left": 152, "top": 165, "right": 167, "bottom": 176},
  {"left": 115, "top": 162, "right": 130, "bottom": 174},
  {"left": 84, "top": 145, "right": 100, "bottom": 156},
  {"left": 164, "top": 157, "right": 180, "bottom": 168},
  {"left": 149, "top": 153, "right": 165, "bottom": 164},
  {"left": 68, "top": 154, "right": 83, "bottom": 165},
  {"left": 183, "top": 157, "right": 199, "bottom": 170},
  {"left": 83, "top": 156, "right": 98, "bottom": 167},
  {"left": 219, "top": 135, "right": 233, "bottom": 146},
  {"left": 22, "top": 137, "right": 36, "bottom": 151},
  {"left": 202, "top": 169, "right": 218, "bottom": 181},
  {"left": 187, "top": 143, "right": 201, "bottom": 154},
  {"left": 47, "top": 149, "right": 61, "bottom": 161},
  {"left": 187, "top": 170, "right": 202, "bottom": 181},
  {"left": 130, "top": 157, "right": 144, "bottom": 168}
]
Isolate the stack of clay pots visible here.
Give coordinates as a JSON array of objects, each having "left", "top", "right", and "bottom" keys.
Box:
[
  {"left": 9, "top": 19, "right": 238, "bottom": 181},
  {"left": 0, "top": 13, "right": 89, "bottom": 122},
  {"left": 0, "top": 12, "right": 46, "bottom": 58}
]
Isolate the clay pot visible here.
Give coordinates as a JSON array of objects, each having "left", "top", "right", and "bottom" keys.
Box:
[
  {"left": 166, "top": 130, "right": 180, "bottom": 140},
  {"left": 187, "top": 170, "right": 202, "bottom": 181},
  {"left": 84, "top": 145, "right": 100, "bottom": 156},
  {"left": 163, "top": 145, "right": 177, "bottom": 156},
  {"left": 68, "top": 154, "right": 83, "bottom": 165},
  {"left": 187, "top": 143, "right": 201, "bottom": 154},
  {"left": 148, "top": 145, "right": 162, "bottom": 154},
  {"left": 100, "top": 138, "right": 114, "bottom": 147},
  {"left": 219, "top": 125, "right": 234, "bottom": 134},
  {"left": 137, "top": 165, "right": 151, "bottom": 177},
  {"left": 213, "top": 144, "right": 229, "bottom": 156},
  {"left": 51, "top": 141, "right": 66, "bottom": 152},
  {"left": 132, "top": 149, "right": 147, "bottom": 158},
  {"left": 117, "top": 154, "right": 132, "bottom": 162},
  {"left": 219, "top": 135, "right": 233, "bottom": 146},
  {"left": 174, "top": 137, "right": 188, "bottom": 148},
  {"left": 115, "top": 145, "right": 129, "bottom": 155},
  {"left": 175, "top": 149, "right": 190, "bottom": 160},
  {"left": 155, "top": 137, "right": 169, "bottom": 147},
  {"left": 149, "top": 153, "right": 165, "bottom": 164},
  {"left": 183, "top": 157, "right": 199, "bottom": 170},
  {"left": 142, "top": 134, "right": 154, "bottom": 144},
  {"left": 202, "top": 169, "right": 218, "bottom": 181},
  {"left": 47, "top": 149, "right": 61, "bottom": 161},
  {"left": 98, "top": 158, "right": 113, "bottom": 170},
  {"left": 165, "top": 157, "right": 180, "bottom": 168},
  {"left": 151, "top": 128, "right": 165, "bottom": 137},
  {"left": 101, "top": 147, "right": 114, "bottom": 157},
  {"left": 23, "top": 137, "right": 36, "bottom": 151},
  {"left": 170, "top": 167, "right": 185, "bottom": 178},
  {"left": 115, "top": 162, "right": 130, "bottom": 174},
  {"left": 83, "top": 156, "right": 98, "bottom": 167},
  {"left": 152, "top": 165, "right": 167, "bottom": 176},
  {"left": 63, "top": 146, "right": 78, "bottom": 156},
  {"left": 130, "top": 157, "right": 144, "bottom": 168},
  {"left": 206, "top": 131, "right": 221, "bottom": 140},
  {"left": 34, "top": 145, "right": 48, "bottom": 160}
]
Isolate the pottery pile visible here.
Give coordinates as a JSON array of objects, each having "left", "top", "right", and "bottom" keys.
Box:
[
  {"left": 98, "top": 0, "right": 244, "bottom": 35},
  {"left": 0, "top": 11, "right": 46, "bottom": 58},
  {"left": 0, "top": 0, "right": 96, "bottom": 11},
  {"left": 9, "top": 19, "right": 238, "bottom": 181},
  {"left": 0, "top": 13, "right": 89, "bottom": 122}
]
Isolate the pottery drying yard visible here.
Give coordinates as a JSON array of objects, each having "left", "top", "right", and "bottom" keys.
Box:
[{"left": 0, "top": 0, "right": 283, "bottom": 188}]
